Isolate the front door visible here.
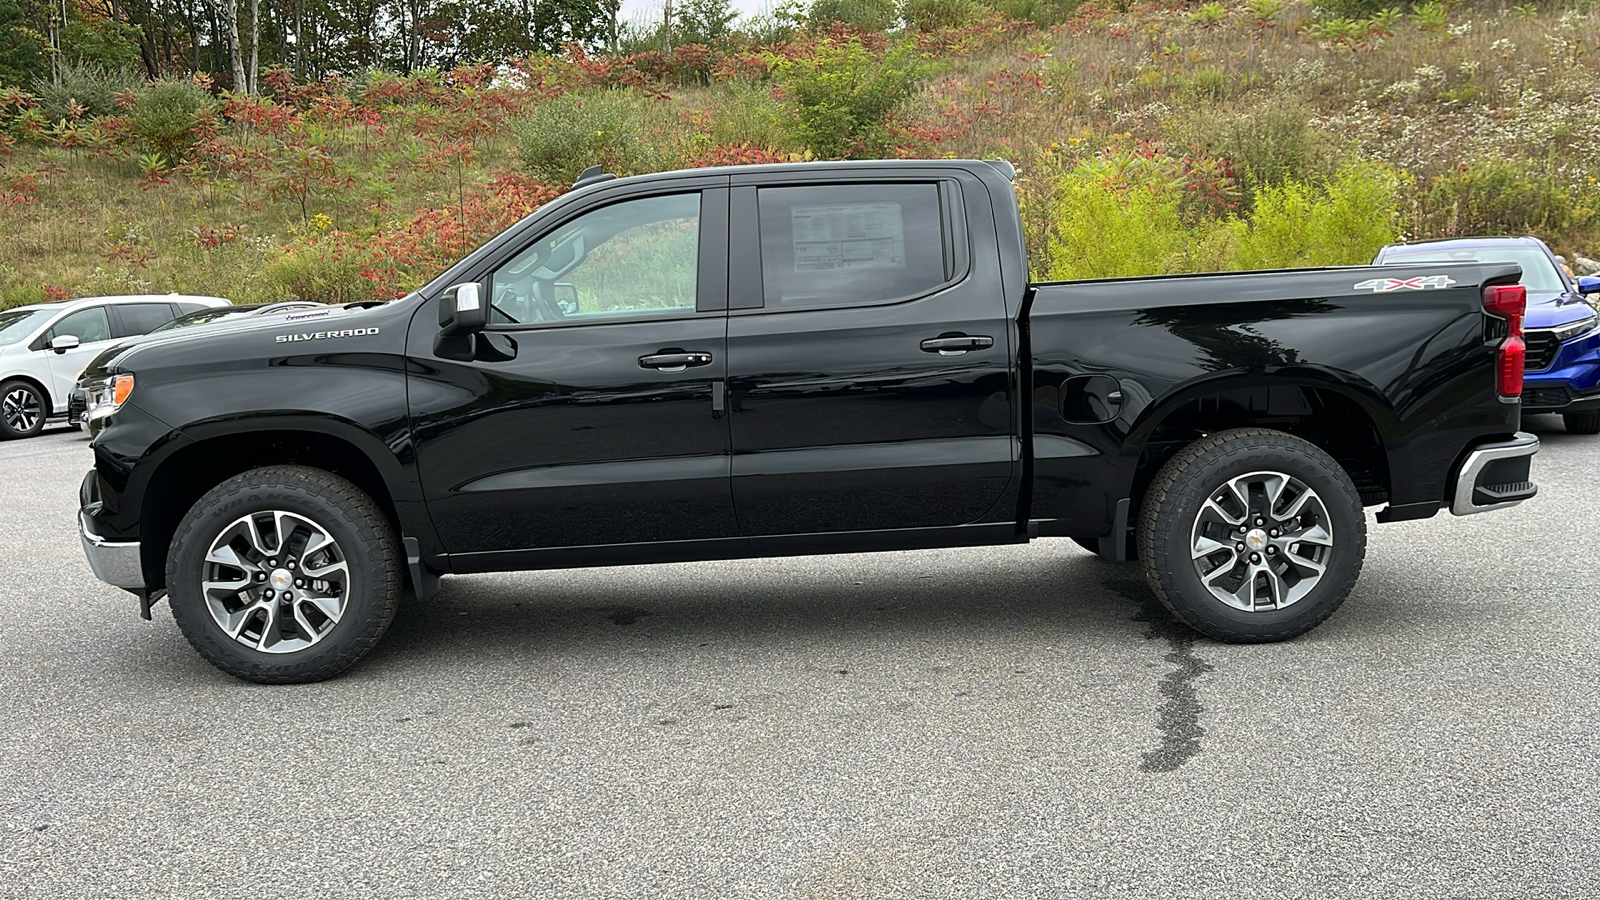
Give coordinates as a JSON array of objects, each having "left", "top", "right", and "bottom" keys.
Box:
[
  {"left": 41, "top": 305, "right": 118, "bottom": 413},
  {"left": 724, "top": 176, "right": 1016, "bottom": 536},
  {"left": 408, "top": 187, "right": 736, "bottom": 556}
]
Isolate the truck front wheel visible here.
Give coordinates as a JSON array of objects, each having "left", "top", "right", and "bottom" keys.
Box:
[
  {"left": 165, "top": 466, "right": 402, "bottom": 683},
  {"left": 1137, "top": 428, "right": 1366, "bottom": 643}
]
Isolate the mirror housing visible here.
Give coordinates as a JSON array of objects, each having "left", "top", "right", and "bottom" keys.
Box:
[
  {"left": 1577, "top": 275, "right": 1600, "bottom": 295},
  {"left": 439, "top": 283, "right": 488, "bottom": 337},
  {"left": 50, "top": 335, "right": 80, "bottom": 354}
]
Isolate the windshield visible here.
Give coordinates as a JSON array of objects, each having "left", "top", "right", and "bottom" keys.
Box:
[
  {"left": 151, "top": 308, "right": 248, "bottom": 332},
  {"left": 1381, "top": 246, "right": 1567, "bottom": 293},
  {"left": 0, "top": 309, "right": 52, "bottom": 346}
]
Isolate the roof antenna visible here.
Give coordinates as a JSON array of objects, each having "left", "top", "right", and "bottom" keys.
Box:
[{"left": 573, "top": 165, "right": 618, "bottom": 189}]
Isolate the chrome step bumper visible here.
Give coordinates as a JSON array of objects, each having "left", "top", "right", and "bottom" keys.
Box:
[{"left": 1450, "top": 432, "right": 1539, "bottom": 516}]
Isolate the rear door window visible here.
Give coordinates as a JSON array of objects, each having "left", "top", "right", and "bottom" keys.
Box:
[
  {"left": 114, "top": 303, "right": 176, "bottom": 337},
  {"left": 755, "top": 183, "right": 952, "bottom": 311}
]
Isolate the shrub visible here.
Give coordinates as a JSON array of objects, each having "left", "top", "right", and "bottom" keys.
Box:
[
  {"left": 807, "top": 0, "right": 899, "bottom": 31},
  {"left": 512, "top": 90, "right": 670, "bottom": 186},
  {"left": 1162, "top": 103, "right": 1345, "bottom": 211},
  {"left": 1233, "top": 162, "right": 1402, "bottom": 269},
  {"left": 264, "top": 241, "right": 375, "bottom": 305},
  {"left": 980, "top": 0, "right": 1079, "bottom": 27},
  {"left": 1416, "top": 158, "right": 1594, "bottom": 239},
  {"left": 902, "top": 0, "right": 985, "bottom": 32},
  {"left": 1046, "top": 174, "right": 1189, "bottom": 280},
  {"left": 704, "top": 81, "right": 799, "bottom": 151},
  {"left": 32, "top": 62, "right": 145, "bottom": 122},
  {"left": 771, "top": 37, "right": 926, "bottom": 158},
  {"left": 128, "top": 79, "right": 215, "bottom": 163}
]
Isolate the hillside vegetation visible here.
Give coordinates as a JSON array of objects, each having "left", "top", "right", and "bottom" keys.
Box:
[{"left": 2, "top": 0, "right": 1598, "bottom": 309}]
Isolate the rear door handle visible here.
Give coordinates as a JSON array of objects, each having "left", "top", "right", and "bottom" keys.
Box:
[
  {"left": 639, "top": 350, "right": 713, "bottom": 373},
  {"left": 920, "top": 334, "right": 994, "bottom": 356}
]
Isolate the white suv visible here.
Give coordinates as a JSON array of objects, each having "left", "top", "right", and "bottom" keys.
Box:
[{"left": 0, "top": 295, "right": 229, "bottom": 439}]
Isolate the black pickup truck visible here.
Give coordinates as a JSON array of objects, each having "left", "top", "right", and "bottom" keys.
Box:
[{"left": 78, "top": 160, "right": 1539, "bottom": 683}]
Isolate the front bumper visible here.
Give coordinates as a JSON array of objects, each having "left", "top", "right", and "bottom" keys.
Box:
[
  {"left": 80, "top": 513, "right": 144, "bottom": 590},
  {"left": 1522, "top": 384, "right": 1600, "bottom": 414},
  {"left": 1450, "top": 432, "right": 1539, "bottom": 516}
]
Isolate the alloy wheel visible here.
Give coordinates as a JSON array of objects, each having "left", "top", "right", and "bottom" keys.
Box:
[
  {"left": 202, "top": 510, "right": 351, "bottom": 653},
  {"left": 2, "top": 387, "right": 41, "bottom": 434},
  {"left": 1189, "top": 470, "right": 1334, "bottom": 612}
]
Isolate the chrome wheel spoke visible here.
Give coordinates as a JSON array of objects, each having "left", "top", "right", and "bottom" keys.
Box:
[
  {"left": 302, "top": 558, "right": 347, "bottom": 581},
  {"left": 1201, "top": 552, "right": 1240, "bottom": 586},
  {"left": 302, "top": 592, "right": 344, "bottom": 623},
  {"left": 203, "top": 575, "right": 251, "bottom": 595},
  {"left": 1294, "top": 524, "right": 1334, "bottom": 548},
  {"left": 1192, "top": 535, "right": 1230, "bottom": 560}
]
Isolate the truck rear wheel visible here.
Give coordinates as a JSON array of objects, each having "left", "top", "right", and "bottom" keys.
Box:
[
  {"left": 1564, "top": 410, "right": 1600, "bottom": 435},
  {"left": 1137, "top": 428, "right": 1366, "bottom": 643},
  {"left": 165, "top": 466, "right": 401, "bottom": 684}
]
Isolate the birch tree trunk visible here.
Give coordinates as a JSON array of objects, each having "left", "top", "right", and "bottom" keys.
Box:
[
  {"left": 214, "top": 0, "right": 248, "bottom": 94},
  {"left": 247, "top": 0, "right": 260, "bottom": 94}
]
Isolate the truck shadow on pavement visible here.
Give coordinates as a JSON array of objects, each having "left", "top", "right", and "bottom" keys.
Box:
[{"left": 371, "top": 548, "right": 1164, "bottom": 669}]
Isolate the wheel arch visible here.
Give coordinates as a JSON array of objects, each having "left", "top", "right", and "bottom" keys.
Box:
[
  {"left": 1, "top": 373, "right": 53, "bottom": 418},
  {"left": 137, "top": 421, "right": 424, "bottom": 592},
  {"left": 1119, "top": 370, "right": 1397, "bottom": 532}
]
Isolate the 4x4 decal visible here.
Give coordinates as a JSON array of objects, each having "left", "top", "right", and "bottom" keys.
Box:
[{"left": 1354, "top": 275, "right": 1457, "bottom": 292}]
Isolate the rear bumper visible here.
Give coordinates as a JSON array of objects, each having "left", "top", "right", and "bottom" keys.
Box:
[
  {"left": 1450, "top": 432, "right": 1539, "bottom": 516},
  {"left": 80, "top": 512, "right": 144, "bottom": 589}
]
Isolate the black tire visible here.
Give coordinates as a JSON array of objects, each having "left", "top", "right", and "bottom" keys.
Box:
[
  {"left": 1564, "top": 410, "right": 1600, "bottom": 435},
  {"left": 1137, "top": 428, "right": 1366, "bottom": 643},
  {"left": 0, "top": 379, "right": 46, "bottom": 440},
  {"left": 166, "top": 465, "right": 401, "bottom": 683}
]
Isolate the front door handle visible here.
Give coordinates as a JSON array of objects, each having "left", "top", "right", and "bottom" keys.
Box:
[
  {"left": 639, "top": 350, "right": 713, "bottom": 373},
  {"left": 920, "top": 334, "right": 994, "bottom": 356}
]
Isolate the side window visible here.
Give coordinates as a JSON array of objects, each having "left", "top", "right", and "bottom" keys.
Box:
[
  {"left": 489, "top": 193, "right": 701, "bottom": 327},
  {"left": 48, "top": 307, "right": 112, "bottom": 344},
  {"left": 115, "top": 303, "right": 176, "bottom": 337},
  {"left": 756, "top": 182, "right": 951, "bottom": 311}
]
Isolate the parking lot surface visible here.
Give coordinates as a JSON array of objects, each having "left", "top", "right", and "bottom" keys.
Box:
[{"left": 1, "top": 420, "right": 1596, "bottom": 899}]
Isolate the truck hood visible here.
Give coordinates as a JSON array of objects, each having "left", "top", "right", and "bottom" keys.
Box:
[
  {"left": 1524, "top": 290, "right": 1596, "bottom": 330},
  {"left": 80, "top": 302, "right": 388, "bottom": 381}
]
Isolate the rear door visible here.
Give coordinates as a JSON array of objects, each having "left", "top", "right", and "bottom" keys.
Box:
[
  {"left": 724, "top": 169, "right": 1016, "bottom": 536},
  {"left": 408, "top": 181, "right": 737, "bottom": 556},
  {"left": 110, "top": 302, "right": 178, "bottom": 338}
]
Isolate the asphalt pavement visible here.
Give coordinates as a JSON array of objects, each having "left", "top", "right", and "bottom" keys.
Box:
[{"left": 1, "top": 419, "right": 1596, "bottom": 898}]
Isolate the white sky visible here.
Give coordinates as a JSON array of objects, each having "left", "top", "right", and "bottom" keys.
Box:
[{"left": 618, "top": 0, "right": 777, "bottom": 27}]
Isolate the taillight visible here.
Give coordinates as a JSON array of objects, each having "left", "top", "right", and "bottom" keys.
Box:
[{"left": 1483, "top": 284, "right": 1527, "bottom": 400}]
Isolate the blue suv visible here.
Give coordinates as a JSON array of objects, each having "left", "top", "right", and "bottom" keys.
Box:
[{"left": 1376, "top": 236, "right": 1600, "bottom": 433}]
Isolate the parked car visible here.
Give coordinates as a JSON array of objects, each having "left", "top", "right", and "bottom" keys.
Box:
[
  {"left": 70, "top": 302, "right": 322, "bottom": 431},
  {"left": 1375, "top": 236, "right": 1600, "bottom": 433},
  {"left": 79, "top": 160, "right": 1539, "bottom": 684},
  {"left": 0, "top": 295, "right": 229, "bottom": 440}
]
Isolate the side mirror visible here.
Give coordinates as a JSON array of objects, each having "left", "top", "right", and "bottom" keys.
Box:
[
  {"left": 50, "top": 335, "right": 80, "bottom": 354},
  {"left": 438, "top": 283, "right": 487, "bottom": 337},
  {"left": 1578, "top": 275, "right": 1600, "bottom": 295}
]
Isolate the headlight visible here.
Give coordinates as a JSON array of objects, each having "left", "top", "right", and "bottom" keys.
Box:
[
  {"left": 1550, "top": 310, "right": 1599, "bottom": 342},
  {"left": 85, "top": 374, "right": 134, "bottom": 422}
]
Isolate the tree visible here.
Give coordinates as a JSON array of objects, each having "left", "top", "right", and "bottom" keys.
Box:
[
  {"left": 672, "top": 0, "right": 732, "bottom": 47},
  {"left": 0, "top": 0, "right": 47, "bottom": 86}
]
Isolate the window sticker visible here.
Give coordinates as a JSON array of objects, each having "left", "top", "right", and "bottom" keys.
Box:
[{"left": 791, "top": 203, "right": 906, "bottom": 272}]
